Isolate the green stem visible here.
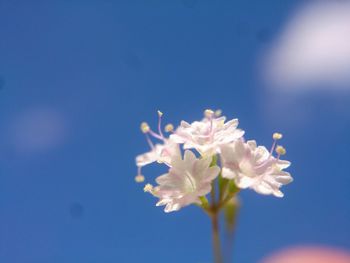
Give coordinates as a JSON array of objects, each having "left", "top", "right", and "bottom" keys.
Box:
[
  {"left": 211, "top": 180, "right": 216, "bottom": 205},
  {"left": 218, "top": 177, "right": 229, "bottom": 201},
  {"left": 211, "top": 212, "right": 223, "bottom": 263},
  {"left": 200, "top": 196, "right": 210, "bottom": 209},
  {"left": 218, "top": 181, "right": 239, "bottom": 210},
  {"left": 218, "top": 193, "right": 235, "bottom": 210},
  {"left": 224, "top": 201, "right": 239, "bottom": 263},
  {"left": 203, "top": 156, "right": 239, "bottom": 263}
]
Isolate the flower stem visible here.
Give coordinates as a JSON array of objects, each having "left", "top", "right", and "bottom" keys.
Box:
[
  {"left": 224, "top": 198, "right": 239, "bottom": 263},
  {"left": 211, "top": 212, "right": 223, "bottom": 263}
]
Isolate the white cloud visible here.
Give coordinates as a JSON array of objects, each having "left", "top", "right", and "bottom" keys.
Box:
[{"left": 264, "top": 1, "right": 350, "bottom": 90}]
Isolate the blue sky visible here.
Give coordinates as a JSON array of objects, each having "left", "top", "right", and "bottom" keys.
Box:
[{"left": 0, "top": 1, "right": 349, "bottom": 262}]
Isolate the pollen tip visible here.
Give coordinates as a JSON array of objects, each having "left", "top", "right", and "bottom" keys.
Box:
[
  {"left": 215, "top": 109, "right": 222, "bottom": 117},
  {"left": 276, "top": 145, "right": 286, "bottom": 155},
  {"left": 273, "top": 132, "right": 283, "bottom": 140},
  {"left": 204, "top": 109, "right": 214, "bottom": 118},
  {"left": 135, "top": 174, "right": 145, "bottom": 183},
  {"left": 165, "top": 123, "right": 174, "bottom": 132},
  {"left": 144, "top": 183, "right": 153, "bottom": 192},
  {"left": 140, "top": 122, "right": 150, "bottom": 133},
  {"left": 157, "top": 110, "right": 163, "bottom": 117}
]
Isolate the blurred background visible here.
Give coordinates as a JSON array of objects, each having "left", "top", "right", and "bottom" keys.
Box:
[{"left": 0, "top": 0, "right": 349, "bottom": 262}]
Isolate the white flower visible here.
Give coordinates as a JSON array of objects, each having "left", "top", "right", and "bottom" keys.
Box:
[
  {"left": 220, "top": 140, "right": 293, "bottom": 197},
  {"left": 153, "top": 150, "right": 220, "bottom": 212},
  {"left": 170, "top": 116, "right": 244, "bottom": 156},
  {"left": 136, "top": 139, "right": 180, "bottom": 167}
]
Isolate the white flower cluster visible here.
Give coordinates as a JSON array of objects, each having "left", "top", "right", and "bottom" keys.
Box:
[{"left": 135, "top": 110, "right": 293, "bottom": 213}]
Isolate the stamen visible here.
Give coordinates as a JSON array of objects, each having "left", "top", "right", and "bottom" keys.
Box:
[
  {"left": 204, "top": 109, "right": 214, "bottom": 119},
  {"left": 270, "top": 132, "right": 283, "bottom": 154},
  {"left": 144, "top": 184, "right": 159, "bottom": 196},
  {"left": 135, "top": 174, "right": 145, "bottom": 183},
  {"left": 276, "top": 145, "right": 286, "bottom": 159},
  {"left": 157, "top": 110, "right": 164, "bottom": 139},
  {"left": 273, "top": 132, "right": 283, "bottom": 140},
  {"left": 140, "top": 120, "right": 164, "bottom": 141},
  {"left": 165, "top": 123, "right": 174, "bottom": 132},
  {"left": 215, "top": 109, "right": 222, "bottom": 117},
  {"left": 140, "top": 122, "right": 150, "bottom": 133},
  {"left": 148, "top": 129, "right": 165, "bottom": 141},
  {"left": 203, "top": 109, "right": 215, "bottom": 137},
  {"left": 144, "top": 183, "right": 153, "bottom": 192},
  {"left": 270, "top": 140, "right": 277, "bottom": 155},
  {"left": 145, "top": 133, "right": 155, "bottom": 149}
]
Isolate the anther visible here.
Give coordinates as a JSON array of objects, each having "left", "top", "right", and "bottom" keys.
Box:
[
  {"left": 215, "top": 109, "right": 222, "bottom": 117},
  {"left": 135, "top": 174, "right": 145, "bottom": 183},
  {"left": 276, "top": 145, "right": 286, "bottom": 156},
  {"left": 270, "top": 132, "right": 283, "bottom": 154},
  {"left": 157, "top": 110, "right": 163, "bottom": 117},
  {"left": 273, "top": 132, "right": 283, "bottom": 140},
  {"left": 144, "top": 183, "right": 153, "bottom": 192},
  {"left": 165, "top": 124, "right": 174, "bottom": 132},
  {"left": 140, "top": 122, "right": 150, "bottom": 133},
  {"left": 204, "top": 109, "right": 214, "bottom": 118}
]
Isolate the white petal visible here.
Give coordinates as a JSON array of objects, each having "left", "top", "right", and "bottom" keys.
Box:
[
  {"left": 165, "top": 203, "right": 181, "bottom": 213},
  {"left": 170, "top": 133, "right": 186, "bottom": 144},
  {"left": 247, "top": 140, "right": 257, "bottom": 150},
  {"left": 223, "top": 119, "right": 238, "bottom": 129},
  {"left": 276, "top": 160, "right": 291, "bottom": 169},
  {"left": 234, "top": 140, "right": 247, "bottom": 160},
  {"left": 274, "top": 173, "right": 293, "bottom": 184},
  {"left": 184, "top": 150, "right": 196, "bottom": 165},
  {"left": 205, "top": 166, "right": 220, "bottom": 181},
  {"left": 272, "top": 189, "right": 284, "bottom": 198},
  {"left": 180, "top": 120, "right": 191, "bottom": 128},
  {"left": 221, "top": 167, "right": 237, "bottom": 179},
  {"left": 136, "top": 150, "right": 158, "bottom": 166},
  {"left": 253, "top": 181, "right": 274, "bottom": 195},
  {"left": 235, "top": 174, "right": 256, "bottom": 188}
]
